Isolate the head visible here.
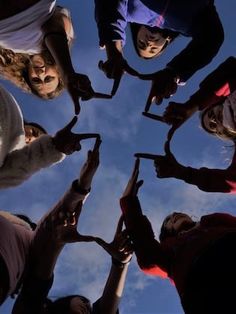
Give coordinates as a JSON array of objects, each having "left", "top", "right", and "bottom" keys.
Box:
[
  {"left": 159, "top": 212, "right": 196, "bottom": 242},
  {"left": 24, "top": 53, "right": 64, "bottom": 99},
  {"left": 14, "top": 214, "right": 37, "bottom": 231},
  {"left": 130, "top": 23, "right": 178, "bottom": 59},
  {"left": 23, "top": 121, "right": 47, "bottom": 144},
  {"left": 200, "top": 102, "right": 236, "bottom": 141},
  {"left": 46, "top": 295, "right": 92, "bottom": 314}
]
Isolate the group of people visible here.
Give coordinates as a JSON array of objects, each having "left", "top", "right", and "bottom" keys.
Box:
[{"left": 0, "top": 0, "right": 235, "bottom": 313}]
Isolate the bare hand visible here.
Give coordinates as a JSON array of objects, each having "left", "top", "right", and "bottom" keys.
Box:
[
  {"left": 163, "top": 101, "right": 198, "bottom": 125},
  {"left": 122, "top": 159, "right": 143, "bottom": 198},
  {"left": 95, "top": 216, "right": 133, "bottom": 264},
  {"left": 53, "top": 116, "right": 100, "bottom": 155},
  {"left": 78, "top": 137, "right": 102, "bottom": 190},
  {"left": 139, "top": 69, "right": 178, "bottom": 112},
  {"left": 98, "top": 56, "right": 139, "bottom": 96}
]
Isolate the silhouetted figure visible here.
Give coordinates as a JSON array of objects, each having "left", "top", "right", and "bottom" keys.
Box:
[
  {"left": 120, "top": 159, "right": 236, "bottom": 314},
  {"left": 0, "top": 0, "right": 110, "bottom": 114},
  {"left": 138, "top": 57, "right": 236, "bottom": 193},
  {"left": 0, "top": 84, "right": 100, "bottom": 189},
  {"left": 12, "top": 139, "right": 133, "bottom": 314},
  {"left": 94, "top": 0, "right": 223, "bottom": 107}
]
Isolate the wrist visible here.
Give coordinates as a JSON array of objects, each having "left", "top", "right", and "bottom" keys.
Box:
[
  {"left": 105, "top": 41, "right": 123, "bottom": 58},
  {"left": 72, "top": 180, "right": 91, "bottom": 195},
  {"left": 111, "top": 257, "right": 131, "bottom": 269}
]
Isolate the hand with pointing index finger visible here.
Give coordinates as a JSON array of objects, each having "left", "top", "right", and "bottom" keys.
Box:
[
  {"left": 53, "top": 116, "right": 100, "bottom": 155},
  {"left": 95, "top": 216, "right": 133, "bottom": 264},
  {"left": 139, "top": 68, "right": 179, "bottom": 112},
  {"left": 98, "top": 56, "right": 139, "bottom": 96}
]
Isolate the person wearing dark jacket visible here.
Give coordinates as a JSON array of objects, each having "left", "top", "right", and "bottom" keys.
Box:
[
  {"left": 94, "top": 0, "right": 224, "bottom": 104},
  {"left": 139, "top": 57, "right": 236, "bottom": 193},
  {"left": 120, "top": 159, "right": 236, "bottom": 313}
]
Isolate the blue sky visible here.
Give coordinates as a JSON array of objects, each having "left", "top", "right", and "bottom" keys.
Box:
[{"left": 1, "top": 1, "right": 235, "bottom": 313}]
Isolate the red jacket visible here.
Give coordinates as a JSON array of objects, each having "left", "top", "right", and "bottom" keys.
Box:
[
  {"left": 177, "top": 57, "right": 236, "bottom": 193},
  {"left": 120, "top": 195, "right": 236, "bottom": 297}
]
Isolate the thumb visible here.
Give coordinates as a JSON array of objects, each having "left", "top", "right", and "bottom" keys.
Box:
[
  {"left": 135, "top": 179, "right": 144, "bottom": 194},
  {"left": 114, "top": 215, "right": 124, "bottom": 237},
  {"left": 64, "top": 116, "right": 78, "bottom": 132},
  {"left": 123, "top": 61, "right": 139, "bottom": 77},
  {"left": 98, "top": 60, "right": 105, "bottom": 71}
]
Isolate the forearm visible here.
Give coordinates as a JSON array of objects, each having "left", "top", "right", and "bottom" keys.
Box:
[
  {"left": 95, "top": 0, "right": 128, "bottom": 46},
  {"left": 98, "top": 262, "right": 129, "bottom": 314},
  {"left": 0, "top": 135, "right": 64, "bottom": 189},
  {"left": 44, "top": 32, "right": 75, "bottom": 78},
  {"left": 167, "top": 5, "right": 224, "bottom": 82},
  {"left": 175, "top": 165, "right": 236, "bottom": 193}
]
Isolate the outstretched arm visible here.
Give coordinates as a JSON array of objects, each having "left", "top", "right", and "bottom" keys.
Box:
[
  {"left": 42, "top": 9, "right": 94, "bottom": 114},
  {"left": 137, "top": 145, "right": 236, "bottom": 193},
  {"left": 167, "top": 4, "right": 224, "bottom": 82},
  {"left": 12, "top": 139, "right": 101, "bottom": 314},
  {"left": 94, "top": 216, "right": 133, "bottom": 314},
  {"left": 120, "top": 159, "right": 170, "bottom": 276}
]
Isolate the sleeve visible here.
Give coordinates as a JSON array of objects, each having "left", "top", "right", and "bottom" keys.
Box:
[
  {"left": 120, "top": 196, "right": 170, "bottom": 276},
  {"left": 167, "top": 4, "right": 224, "bottom": 83},
  {"left": 94, "top": 0, "right": 128, "bottom": 46},
  {"left": 0, "top": 135, "right": 65, "bottom": 189},
  {"left": 176, "top": 148, "right": 236, "bottom": 193},
  {"left": 12, "top": 276, "right": 53, "bottom": 314},
  {"left": 202, "top": 212, "right": 236, "bottom": 228},
  {"left": 189, "top": 57, "right": 236, "bottom": 110}
]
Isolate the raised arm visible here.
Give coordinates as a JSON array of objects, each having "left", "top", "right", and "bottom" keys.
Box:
[
  {"left": 167, "top": 4, "right": 224, "bottom": 83},
  {"left": 12, "top": 139, "right": 101, "bottom": 314},
  {"left": 94, "top": 216, "right": 133, "bottom": 314},
  {"left": 0, "top": 117, "right": 100, "bottom": 189},
  {"left": 162, "top": 57, "right": 236, "bottom": 126},
  {"left": 120, "top": 159, "right": 170, "bottom": 276},
  {"left": 42, "top": 8, "right": 94, "bottom": 114}
]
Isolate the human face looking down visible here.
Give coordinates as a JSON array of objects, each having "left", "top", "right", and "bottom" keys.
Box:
[
  {"left": 136, "top": 25, "right": 169, "bottom": 58},
  {"left": 28, "top": 55, "right": 59, "bottom": 97},
  {"left": 24, "top": 124, "right": 45, "bottom": 144}
]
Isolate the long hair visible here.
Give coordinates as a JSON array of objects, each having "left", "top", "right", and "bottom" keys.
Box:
[
  {"left": 130, "top": 23, "right": 179, "bottom": 59},
  {"left": 0, "top": 47, "right": 64, "bottom": 99}
]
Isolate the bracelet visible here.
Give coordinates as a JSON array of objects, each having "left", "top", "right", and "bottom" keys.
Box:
[{"left": 112, "top": 257, "right": 131, "bottom": 268}]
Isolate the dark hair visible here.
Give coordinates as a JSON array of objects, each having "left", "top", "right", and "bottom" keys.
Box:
[
  {"left": 23, "top": 120, "right": 47, "bottom": 135},
  {"left": 130, "top": 23, "right": 179, "bottom": 59},
  {"left": 46, "top": 295, "right": 92, "bottom": 314},
  {"left": 14, "top": 214, "right": 37, "bottom": 231},
  {"left": 159, "top": 214, "right": 196, "bottom": 242},
  {"left": 0, "top": 47, "right": 64, "bottom": 99}
]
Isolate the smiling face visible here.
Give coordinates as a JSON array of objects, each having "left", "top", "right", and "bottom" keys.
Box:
[
  {"left": 163, "top": 212, "right": 194, "bottom": 233},
  {"left": 27, "top": 55, "right": 60, "bottom": 97},
  {"left": 136, "top": 25, "right": 170, "bottom": 58},
  {"left": 24, "top": 124, "right": 45, "bottom": 144}
]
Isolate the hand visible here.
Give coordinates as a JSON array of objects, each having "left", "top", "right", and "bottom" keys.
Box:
[
  {"left": 78, "top": 137, "right": 102, "bottom": 190},
  {"left": 53, "top": 116, "right": 100, "bottom": 155},
  {"left": 65, "top": 72, "right": 95, "bottom": 115},
  {"left": 44, "top": 209, "right": 97, "bottom": 245},
  {"left": 135, "top": 143, "right": 184, "bottom": 179},
  {"left": 99, "top": 55, "right": 139, "bottom": 96},
  {"left": 139, "top": 68, "right": 179, "bottom": 112},
  {"left": 95, "top": 216, "right": 133, "bottom": 264},
  {"left": 163, "top": 101, "right": 198, "bottom": 125},
  {"left": 122, "top": 159, "right": 143, "bottom": 198}
]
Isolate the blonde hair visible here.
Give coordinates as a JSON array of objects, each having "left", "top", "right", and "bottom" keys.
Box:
[{"left": 0, "top": 47, "right": 64, "bottom": 99}]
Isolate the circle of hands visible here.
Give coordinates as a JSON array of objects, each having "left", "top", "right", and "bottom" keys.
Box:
[{"left": 38, "top": 137, "right": 133, "bottom": 264}]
